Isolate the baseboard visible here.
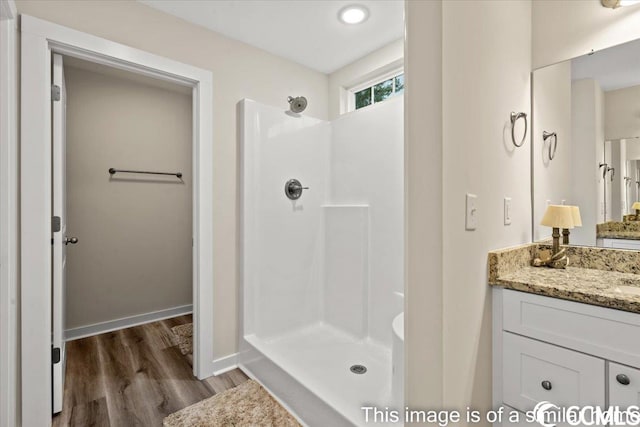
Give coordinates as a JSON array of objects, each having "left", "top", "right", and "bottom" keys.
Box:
[
  {"left": 211, "top": 353, "right": 239, "bottom": 376},
  {"left": 65, "top": 304, "right": 193, "bottom": 341}
]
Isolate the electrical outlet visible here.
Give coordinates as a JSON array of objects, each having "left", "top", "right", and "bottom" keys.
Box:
[
  {"left": 466, "top": 194, "right": 478, "bottom": 230},
  {"left": 504, "top": 197, "right": 512, "bottom": 225}
]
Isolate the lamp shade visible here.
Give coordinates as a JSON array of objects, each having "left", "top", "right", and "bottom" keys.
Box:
[
  {"left": 570, "top": 206, "right": 582, "bottom": 227},
  {"left": 633, "top": 202, "right": 640, "bottom": 211},
  {"left": 541, "top": 205, "right": 574, "bottom": 229}
]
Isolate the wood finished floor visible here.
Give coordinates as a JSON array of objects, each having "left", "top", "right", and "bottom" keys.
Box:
[{"left": 52, "top": 315, "right": 250, "bottom": 427}]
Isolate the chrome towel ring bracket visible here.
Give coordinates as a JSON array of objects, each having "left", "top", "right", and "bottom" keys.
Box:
[
  {"left": 510, "top": 112, "right": 528, "bottom": 148},
  {"left": 599, "top": 163, "right": 609, "bottom": 179},
  {"left": 543, "top": 131, "right": 558, "bottom": 161}
]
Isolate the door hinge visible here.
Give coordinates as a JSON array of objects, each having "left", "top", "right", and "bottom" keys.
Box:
[
  {"left": 52, "top": 216, "right": 61, "bottom": 232},
  {"left": 51, "top": 84, "right": 61, "bottom": 102},
  {"left": 52, "top": 347, "right": 61, "bottom": 364}
]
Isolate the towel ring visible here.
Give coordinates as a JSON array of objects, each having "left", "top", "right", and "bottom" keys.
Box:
[
  {"left": 543, "top": 131, "right": 557, "bottom": 160},
  {"left": 510, "top": 112, "right": 528, "bottom": 148}
]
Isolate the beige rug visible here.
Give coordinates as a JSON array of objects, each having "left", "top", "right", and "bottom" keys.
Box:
[
  {"left": 171, "top": 323, "right": 193, "bottom": 355},
  {"left": 163, "top": 379, "right": 301, "bottom": 427}
]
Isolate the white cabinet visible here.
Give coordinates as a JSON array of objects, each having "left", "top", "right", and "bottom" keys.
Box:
[
  {"left": 494, "top": 288, "right": 640, "bottom": 425},
  {"left": 503, "top": 332, "right": 605, "bottom": 413},
  {"left": 601, "top": 238, "right": 640, "bottom": 250},
  {"left": 609, "top": 362, "right": 640, "bottom": 408}
]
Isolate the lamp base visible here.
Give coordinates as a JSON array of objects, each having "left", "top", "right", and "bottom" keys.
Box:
[{"left": 532, "top": 245, "right": 570, "bottom": 269}]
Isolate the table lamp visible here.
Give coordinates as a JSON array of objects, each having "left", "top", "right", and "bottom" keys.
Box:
[
  {"left": 632, "top": 202, "right": 640, "bottom": 220},
  {"left": 541, "top": 205, "right": 574, "bottom": 268}
]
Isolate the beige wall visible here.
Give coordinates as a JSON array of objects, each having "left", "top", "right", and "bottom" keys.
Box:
[
  {"left": 16, "top": 0, "right": 329, "bottom": 359},
  {"left": 442, "top": 1, "right": 532, "bottom": 420},
  {"left": 405, "top": 1, "right": 532, "bottom": 417},
  {"left": 533, "top": 0, "right": 640, "bottom": 69},
  {"left": 328, "top": 38, "right": 403, "bottom": 120},
  {"left": 572, "top": 79, "right": 606, "bottom": 245},
  {"left": 605, "top": 84, "right": 640, "bottom": 140},
  {"left": 404, "top": 0, "right": 443, "bottom": 410},
  {"left": 532, "top": 61, "right": 573, "bottom": 241},
  {"left": 64, "top": 63, "right": 192, "bottom": 330}
]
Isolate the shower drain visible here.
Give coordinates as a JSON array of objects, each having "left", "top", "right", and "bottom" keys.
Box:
[{"left": 350, "top": 364, "right": 367, "bottom": 374}]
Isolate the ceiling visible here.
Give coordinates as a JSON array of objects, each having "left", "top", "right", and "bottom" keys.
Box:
[
  {"left": 138, "top": 0, "right": 404, "bottom": 74},
  {"left": 572, "top": 37, "right": 640, "bottom": 92}
]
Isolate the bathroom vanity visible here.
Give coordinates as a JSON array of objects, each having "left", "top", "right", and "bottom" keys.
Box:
[
  {"left": 597, "top": 221, "right": 640, "bottom": 250},
  {"left": 489, "top": 244, "right": 640, "bottom": 424}
]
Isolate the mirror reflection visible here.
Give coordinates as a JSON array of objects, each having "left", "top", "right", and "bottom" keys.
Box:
[{"left": 533, "top": 37, "right": 640, "bottom": 250}]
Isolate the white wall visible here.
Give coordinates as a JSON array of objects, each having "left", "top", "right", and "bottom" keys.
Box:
[
  {"left": 605, "top": 84, "right": 640, "bottom": 140},
  {"left": 16, "top": 0, "right": 330, "bottom": 360},
  {"left": 442, "top": 0, "right": 532, "bottom": 420},
  {"left": 328, "top": 39, "right": 403, "bottom": 120},
  {"left": 330, "top": 95, "right": 404, "bottom": 347},
  {"left": 533, "top": 0, "right": 640, "bottom": 70},
  {"left": 532, "top": 61, "right": 572, "bottom": 241},
  {"left": 571, "top": 79, "right": 605, "bottom": 245}
]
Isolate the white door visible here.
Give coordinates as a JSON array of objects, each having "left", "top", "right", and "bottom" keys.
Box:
[{"left": 52, "top": 53, "right": 73, "bottom": 414}]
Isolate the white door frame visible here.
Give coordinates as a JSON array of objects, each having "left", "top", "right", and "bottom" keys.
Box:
[
  {"left": 0, "top": 1, "right": 18, "bottom": 427},
  {"left": 20, "top": 15, "right": 214, "bottom": 426}
]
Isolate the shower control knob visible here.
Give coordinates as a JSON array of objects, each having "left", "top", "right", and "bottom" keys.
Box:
[
  {"left": 285, "top": 179, "right": 309, "bottom": 200},
  {"left": 65, "top": 237, "right": 79, "bottom": 245}
]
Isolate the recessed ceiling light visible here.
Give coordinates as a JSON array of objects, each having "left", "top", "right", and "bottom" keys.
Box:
[{"left": 338, "top": 5, "right": 369, "bottom": 25}]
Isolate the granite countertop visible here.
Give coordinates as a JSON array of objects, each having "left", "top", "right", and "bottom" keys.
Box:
[
  {"left": 596, "top": 221, "right": 640, "bottom": 240},
  {"left": 492, "top": 266, "right": 640, "bottom": 313},
  {"left": 488, "top": 243, "right": 640, "bottom": 314},
  {"left": 597, "top": 231, "right": 640, "bottom": 240}
]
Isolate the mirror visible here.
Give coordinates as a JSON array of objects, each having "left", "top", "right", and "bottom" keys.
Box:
[{"left": 532, "top": 37, "right": 640, "bottom": 250}]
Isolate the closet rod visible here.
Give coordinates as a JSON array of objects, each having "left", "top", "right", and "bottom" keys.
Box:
[{"left": 108, "top": 168, "right": 182, "bottom": 178}]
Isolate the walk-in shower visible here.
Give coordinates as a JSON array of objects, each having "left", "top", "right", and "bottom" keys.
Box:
[{"left": 238, "top": 96, "right": 404, "bottom": 426}]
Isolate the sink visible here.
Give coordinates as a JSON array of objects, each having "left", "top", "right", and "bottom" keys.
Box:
[{"left": 614, "top": 286, "right": 640, "bottom": 296}]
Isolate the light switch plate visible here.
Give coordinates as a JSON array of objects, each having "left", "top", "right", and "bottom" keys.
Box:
[
  {"left": 504, "top": 197, "right": 512, "bottom": 225},
  {"left": 466, "top": 193, "right": 478, "bottom": 230}
]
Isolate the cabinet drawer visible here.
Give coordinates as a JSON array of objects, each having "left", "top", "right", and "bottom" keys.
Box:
[
  {"left": 502, "top": 290, "right": 640, "bottom": 368},
  {"left": 609, "top": 362, "right": 640, "bottom": 407},
  {"left": 503, "top": 332, "right": 605, "bottom": 413}
]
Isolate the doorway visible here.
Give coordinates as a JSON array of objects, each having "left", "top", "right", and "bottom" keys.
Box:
[
  {"left": 21, "top": 15, "right": 214, "bottom": 427},
  {"left": 51, "top": 52, "right": 195, "bottom": 414}
]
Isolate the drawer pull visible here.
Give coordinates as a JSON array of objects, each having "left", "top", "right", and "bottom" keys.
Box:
[
  {"left": 616, "top": 374, "right": 631, "bottom": 386},
  {"left": 541, "top": 380, "right": 552, "bottom": 391}
]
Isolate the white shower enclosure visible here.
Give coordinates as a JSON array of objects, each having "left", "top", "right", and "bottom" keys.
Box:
[{"left": 239, "top": 96, "right": 404, "bottom": 426}]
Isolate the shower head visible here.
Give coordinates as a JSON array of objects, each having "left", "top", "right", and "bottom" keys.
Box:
[{"left": 287, "top": 96, "right": 307, "bottom": 113}]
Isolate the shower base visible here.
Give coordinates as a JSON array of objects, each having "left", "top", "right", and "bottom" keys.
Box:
[{"left": 240, "top": 323, "right": 394, "bottom": 426}]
